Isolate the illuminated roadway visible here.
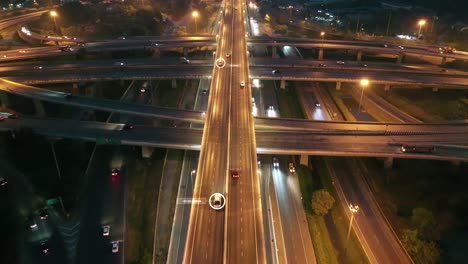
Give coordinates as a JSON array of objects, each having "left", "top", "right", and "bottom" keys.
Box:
[{"left": 183, "top": 0, "right": 266, "bottom": 262}]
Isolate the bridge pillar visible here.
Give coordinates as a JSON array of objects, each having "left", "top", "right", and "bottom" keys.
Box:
[
  {"left": 141, "top": 146, "right": 154, "bottom": 158},
  {"left": 335, "top": 81, "right": 342, "bottom": 90},
  {"left": 300, "top": 155, "right": 309, "bottom": 167},
  {"left": 172, "top": 79, "right": 177, "bottom": 88},
  {"left": 383, "top": 157, "right": 393, "bottom": 169},
  {"left": 272, "top": 46, "right": 278, "bottom": 58},
  {"left": 396, "top": 53, "right": 404, "bottom": 64},
  {"left": 441, "top": 56, "right": 447, "bottom": 65},
  {"left": 280, "top": 79, "right": 286, "bottom": 89},
  {"left": 0, "top": 91, "right": 10, "bottom": 108},
  {"left": 357, "top": 50, "right": 362, "bottom": 61},
  {"left": 183, "top": 47, "right": 188, "bottom": 58},
  {"left": 318, "top": 48, "right": 324, "bottom": 60},
  {"left": 432, "top": 87, "right": 439, "bottom": 92},
  {"left": 33, "top": 99, "right": 46, "bottom": 117},
  {"left": 384, "top": 84, "right": 391, "bottom": 91}
]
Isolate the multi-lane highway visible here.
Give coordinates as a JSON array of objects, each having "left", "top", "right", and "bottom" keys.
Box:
[{"left": 183, "top": 1, "right": 266, "bottom": 262}]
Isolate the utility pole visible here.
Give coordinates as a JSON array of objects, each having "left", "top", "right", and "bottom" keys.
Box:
[{"left": 386, "top": 11, "right": 392, "bottom": 36}]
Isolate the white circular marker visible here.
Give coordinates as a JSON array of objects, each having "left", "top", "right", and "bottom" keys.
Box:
[
  {"left": 215, "top": 58, "right": 226, "bottom": 68},
  {"left": 209, "top": 193, "right": 226, "bottom": 210}
]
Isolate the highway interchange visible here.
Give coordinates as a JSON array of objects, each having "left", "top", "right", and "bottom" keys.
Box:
[{"left": 0, "top": 3, "right": 467, "bottom": 264}]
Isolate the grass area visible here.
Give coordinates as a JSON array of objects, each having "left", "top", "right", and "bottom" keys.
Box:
[
  {"left": 325, "top": 84, "right": 357, "bottom": 121},
  {"left": 375, "top": 89, "right": 468, "bottom": 121},
  {"left": 126, "top": 148, "right": 166, "bottom": 264},
  {"left": 275, "top": 84, "right": 305, "bottom": 118}
]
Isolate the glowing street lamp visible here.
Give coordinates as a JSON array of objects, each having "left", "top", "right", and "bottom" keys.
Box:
[
  {"left": 358, "top": 79, "right": 369, "bottom": 116},
  {"left": 192, "top": 11, "right": 199, "bottom": 33},
  {"left": 417, "top": 19, "right": 426, "bottom": 37},
  {"left": 344, "top": 204, "right": 360, "bottom": 254},
  {"left": 50, "top": 11, "right": 59, "bottom": 34}
]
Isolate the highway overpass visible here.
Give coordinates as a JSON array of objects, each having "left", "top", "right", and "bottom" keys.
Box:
[{"left": 1, "top": 116, "right": 467, "bottom": 161}]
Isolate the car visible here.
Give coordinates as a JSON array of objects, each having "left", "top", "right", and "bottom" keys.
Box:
[
  {"left": 114, "top": 62, "right": 124, "bottom": 66},
  {"left": 212, "top": 194, "right": 223, "bottom": 209},
  {"left": 226, "top": 53, "right": 231, "bottom": 58},
  {"left": 19, "top": 50, "right": 27, "bottom": 53},
  {"left": 288, "top": 163, "right": 296, "bottom": 173},
  {"left": 102, "top": 225, "right": 110, "bottom": 236},
  {"left": 33, "top": 66, "right": 43, "bottom": 70},
  {"left": 268, "top": 106, "right": 274, "bottom": 110},
  {"left": 272, "top": 70, "right": 281, "bottom": 74},
  {"left": 315, "top": 101, "right": 321, "bottom": 107},
  {"left": 202, "top": 89, "right": 208, "bottom": 94},
  {"left": 336, "top": 61, "right": 345, "bottom": 64},
  {"left": 401, "top": 145, "right": 435, "bottom": 153},
  {"left": 216, "top": 60, "right": 224, "bottom": 67},
  {"left": 360, "top": 63, "right": 368, "bottom": 67},
  {"left": 179, "top": 57, "right": 189, "bottom": 64},
  {"left": 231, "top": 169, "right": 240, "bottom": 179},
  {"left": 39, "top": 209, "right": 49, "bottom": 220},
  {"left": 398, "top": 45, "right": 405, "bottom": 50},
  {"left": 240, "top": 81, "right": 245, "bottom": 88},
  {"left": 59, "top": 46, "right": 72, "bottom": 52},
  {"left": 273, "top": 157, "right": 279, "bottom": 168},
  {"left": 64, "top": 94, "right": 73, "bottom": 99},
  {"left": 117, "top": 36, "right": 126, "bottom": 40},
  {"left": 40, "top": 241, "right": 51, "bottom": 255},
  {"left": 140, "top": 87, "right": 146, "bottom": 93},
  {"left": 26, "top": 216, "right": 37, "bottom": 230},
  {"left": 123, "top": 124, "right": 134, "bottom": 130},
  {"left": 318, "top": 63, "right": 326, "bottom": 67},
  {"left": 0, "top": 177, "right": 8, "bottom": 186},
  {"left": 112, "top": 241, "right": 119, "bottom": 253},
  {"left": 111, "top": 169, "right": 120, "bottom": 177},
  {"left": 441, "top": 69, "right": 448, "bottom": 72},
  {"left": 8, "top": 113, "right": 19, "bottom": 119},
  {"left": 380, "top": 44, "right": 388, "bottom": 48},
  {"left": 0, "top": 116, "right": 5, "bottom": 121}
]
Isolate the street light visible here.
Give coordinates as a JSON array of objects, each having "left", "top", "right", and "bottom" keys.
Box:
[
  {"left": 50, "top": 11, "right": 59, "bottom": 34},
  {"left": 417, "top": 19, "right": 426, "bottom": 37},
  {"left": 192, "top": 10, "right": 199, "bottom": 33},
  {"left": 320, "top": 31, "right": 325, "bottom": 39},
  {"left": 357, "top": 79, "right": 369, "bottom": 116},
  {"left": 344, "top": 204, "right": 359, "bottom": 254}
]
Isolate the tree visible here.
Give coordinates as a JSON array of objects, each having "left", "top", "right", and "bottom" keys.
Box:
[
  {"left": 411, "top": 207, "right": 435, "bottom": 238},
  {"left": 401, "top": 229, "right": 440, "bottom": 264},
  {"left": 311, "top": 189, "right": 335, "bottom": 216}
]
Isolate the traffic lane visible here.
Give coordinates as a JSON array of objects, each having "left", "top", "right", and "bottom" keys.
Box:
[
  {"left": 75, "top": 147, "right": 120, "bottom": 264},
  {"left": 329, "top": 157, "right": 410, "bottom": 263}
]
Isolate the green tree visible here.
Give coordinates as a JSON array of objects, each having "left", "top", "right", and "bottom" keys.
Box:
[
  {"left": 311, "top": 189, "right": 335, "bottom": 216},
  {"left": 411, "top": 207, "right": 435, "bottom": 237},
  {"left": 401, "top": 229, "right": 440, "bottom": 264}
]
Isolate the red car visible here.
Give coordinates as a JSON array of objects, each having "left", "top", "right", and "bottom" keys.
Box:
[
  {"left": 8, "top": 113, "right": 19, "bottom": 119},
  {"left": 0, "top": 116, "right": 5, "bottom": 121},
  {"left": 231, "top": 169, "right": 240, "bottom": 179}
]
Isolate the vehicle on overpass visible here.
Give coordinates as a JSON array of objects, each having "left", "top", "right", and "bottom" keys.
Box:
[
  {"left": 140, "top": 81, "right": 148, "bottom": 93},
  {"left": 401, "top": 145, "right": 435, "bottom": 153},
  {"left": 231, "top": 169, "right": 240, "bottom": 179},
  {"left": 289, "top": 162, "right": 296, "bottom": 173},
  {"left": 59, "top": 45, "right": 72, "bottom": 52},
  {"left": 273, "top": 157, "right": 279, "bottom": 168}
]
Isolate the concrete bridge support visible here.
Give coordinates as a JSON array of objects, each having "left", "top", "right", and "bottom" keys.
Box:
[
  {"left": 141, "top": 146, "right": 154, "bottom": 158},
  {"left": 441, "top": 56, "right": 447, "bottom": 65},
  {"left": 33, "top": 99, "right": 46, "bottom": 117},
  {"left": 272, "top": 46, "right": 278, "bottom": 58},
  {"left": 280, "top": 79, "right": 286, "bottom": 89},
  {"left": 172, "top": 79, "right": 177, "bottom": 88},
  {"left": 384, "top": 84, "right": 391, "bottom": 91},
  {"left": 183, "top": 47, "right": 188, "bottom": 58},
  {"left": 318, "top": 48, "right": 324, "bottom": 60},
  {"left": 336, "top": 81, "right": 342, "bottom": 90},
  {"left": 0, "top": 91, "right": 10, "bottom": 108},
  {"left": 396, "top": 53, "right": 404, "bottom": 64},
  {"left": 357, "top": 50, "right": 363, "bottom": 61},
  {"left": 383, "top": 157, "right": 393, "bottom": 169},
  {"left": 300, "top": 154, "right": 309, "bottom": 167}
]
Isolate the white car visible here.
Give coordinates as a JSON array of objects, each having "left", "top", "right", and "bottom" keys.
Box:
[
  {"left": 273, "top": 157, "right": 279, "bottom": 168},
  {"left": 213, "top": 194, "right": 222, "bottom": 209},
  {"left": 102, "top": 225, "right": 110, "bottom": 236},
  {"left": 240, "top": 81, "right": 245, "bottom": 87},
  {"left": 112, "top": 241, "right": 119, "bottom": 253}
]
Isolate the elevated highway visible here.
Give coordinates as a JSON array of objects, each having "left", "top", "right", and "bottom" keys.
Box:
[
  {"left": 1, "top": 116, "right": 467, "bottom": 161},
  {"left": 1, "top": 79, "right": 467, "bottom": 134}
]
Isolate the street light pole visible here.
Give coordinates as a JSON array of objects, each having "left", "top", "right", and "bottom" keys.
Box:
[
  {"left": 50, "top": 11, "right": 58, "bottom": 34},
  {"left": 357, "top": 79, "right": 369, "bottom": 116},
  {"left": 192, "top": 11, "right": 199, "bottom": 33},
  {"left": 344, "top": 204, "right": 359, "bottom": 255},
  {"left": 417, "top": 19, "right": 426, "bottom": 37}
]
